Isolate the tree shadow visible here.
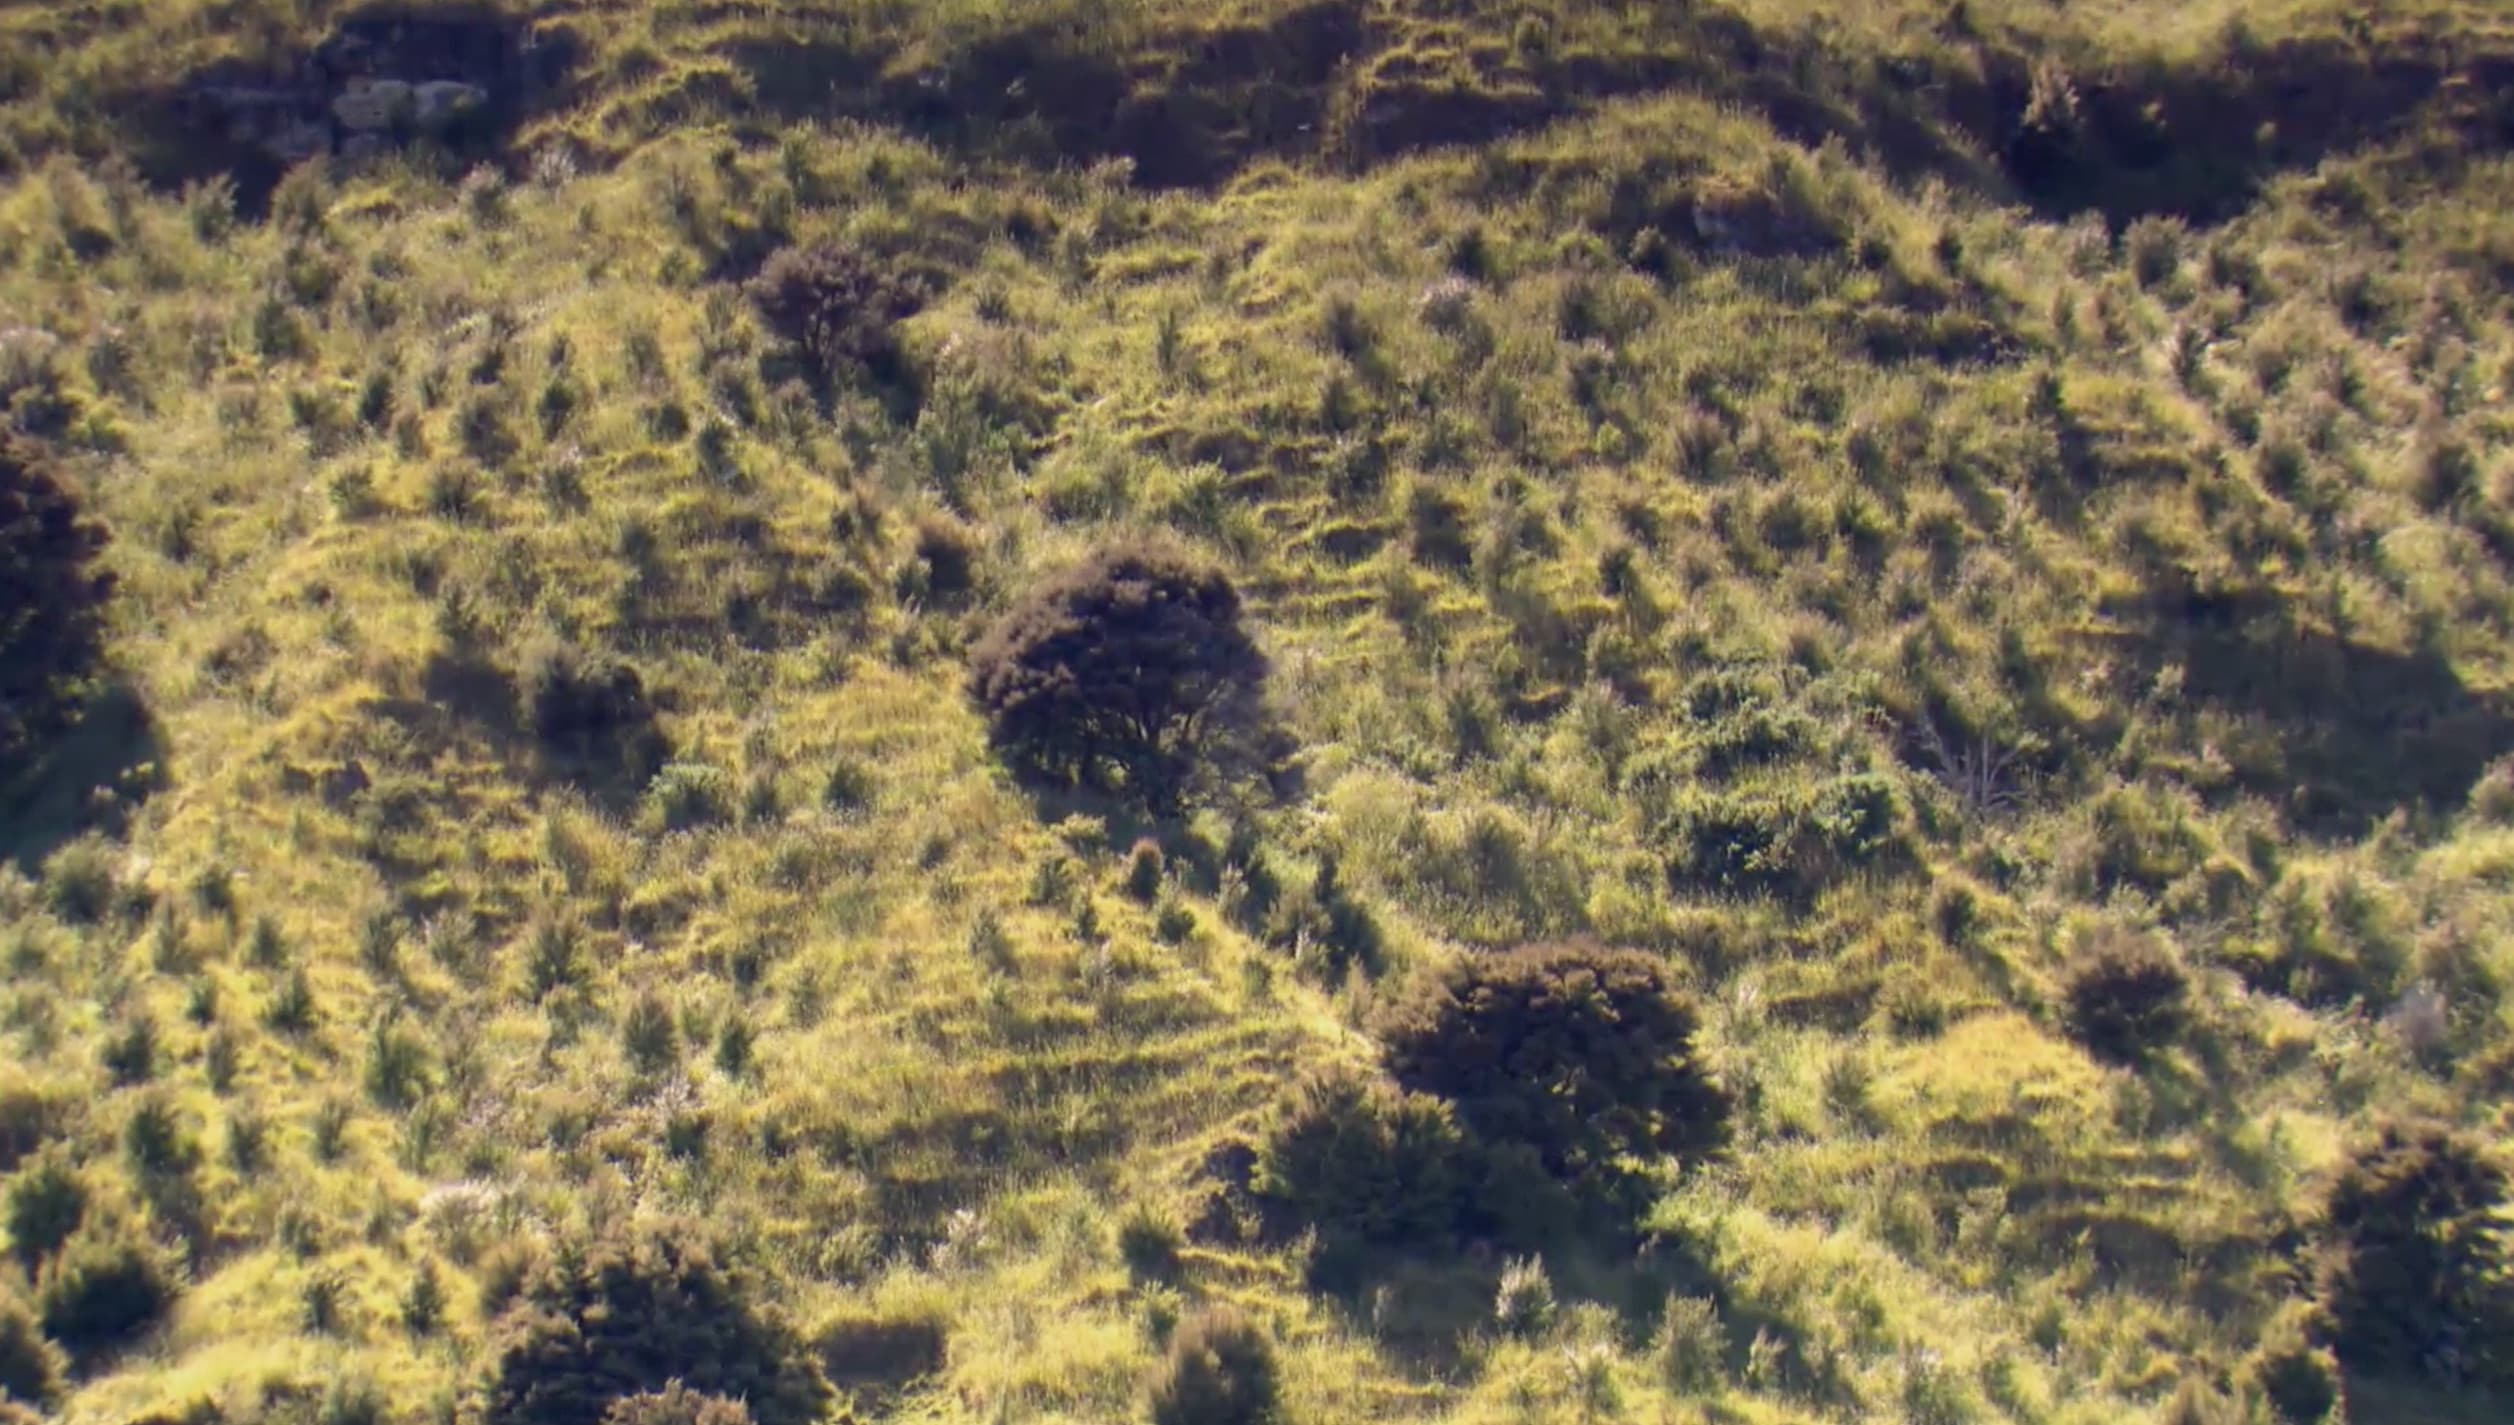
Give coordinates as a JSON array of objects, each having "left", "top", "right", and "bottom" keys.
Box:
[
  {"left": 0, "top": 682, "right": 166, "bottom": 872},
  {"left": 2115, "top": 578, "right": 2514, "bottom": 835}
]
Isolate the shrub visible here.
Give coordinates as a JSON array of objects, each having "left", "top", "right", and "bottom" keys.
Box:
[
  {"left": 2311, "top": 1120, "right": 2514, "bottom": 1384},
  {"left": 0, "top": 434, "right": 116, "bottom": 770},
  {"left": 0, "top": 1293, "right": 62, "bottom": 1406},
  {"left": 812, "top": 1301, "right": 950, "bottom": 1398},
  {"left": 1125, "top": 839, "right": 1167, "bottom": 903},
  {"left": 1252, "top": 1069, "right": 1468, "bottom": 1254},
  {"left": 1148, "top": 1307, "right": 1280, "bottom": 1425},
  {"left": 517, "top": 636, "right": 669, "bottom": 779},
  {"left": 969, "top": 542, "right": 1269, "bottom": 811},
  {"left": 644, "top": 763, "right": 733, "bottom": 834},
  {"left": 745, "top": 241, "right": 924, "bottom": 392},
  {"left": 5, "top": 1154, "right": 85, "bottom": 1268},
  {"left": 2244, "top": 1303, "right": 2341, "bottom": 1423},
  {"left": 484, "top": 1222, "right": 831, "bottom": 1425},
  {"left": 601, "top": 1384, "right": 756, "bottom": 1425},
  {"left": 1378, "top": 943, "right": 1729, "bottom": 1189},
  {"left": 2061, "top": 930, "right": 2192, "bottom": 1064},
  {"left": 1493, "top": 1256, "right": 1558, "bottom": 1339},
  {"left": 906, "top": 514, "right": 979, "bottom": 602},
  {"left": 35, "top": 1226, "right": 178, "bottom": 1361},
  {"left": 0, "top": 1084, "right": 56, "bottom": 1174},
  {"left": 1117, "top": 1206, "right": 1184, "bottom": 1283}
]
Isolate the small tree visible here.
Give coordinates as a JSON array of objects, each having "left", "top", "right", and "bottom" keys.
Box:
[
  {"left": 2062, "top": 929, "right": 2191, "bottom": 1064},
  {"left": 2311, "top": 1120, "right": 2514, "bottom": 1385},
  {"left": 1378, "top": 943, "right": 1729, "bottom": 1189},
  {"left": 484, "top": 1222, "right": 831, "bottom": 1425},
  {"left": 0, "top": 435, "right": 115, "bottom": 769},
  {"left": 970, "top": 543, "right": 1268, "bottom": 811},
  {"left": 745, "top": 241, "right": 923, "bottom": 392},
  {"left": 1148, "top": 1307, "right": 1280, "bottom": 1425},
  {"left": 1252, "top": 1068, "right": 1467, "bottom": 1254}
]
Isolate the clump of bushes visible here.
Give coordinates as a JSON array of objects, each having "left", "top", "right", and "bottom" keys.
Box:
[
  {"left": 0, "top": 1292, "right": 63, "bottom": 1407},
  {"left": 970, "top": 542, "right": 1268, "bottom": 812},
  {"left": 518, "top": 635, "right": 669, "bottom": 781},
  {"left": 1376, "top": 942, "right": 1728, "bottom": 1225},
  {"left": 2309, "top": 1120, "right": 2514, "bottom": 1385},
  {"left": 1252, "top": 1068, "right": 1469, "bottom": 1255},
  {"left": 746, "top": 241, "right": 924, "bottom": 393},
  {"left": 1148, "top": 1307, "right": 1280, "bottom": 1425},
  {"left": 484, "top": 1222, "right": 831, "bottom": 1425},
  {"left": 812, "top": 1298, "right": 950, "bottom": 1400},
  {"left": 34, "top": 1225, "right": 179, "bottom": 1362},
  {"left": 0, "top": 434, "right": 116, "bottom": 771},
  {"left": 1654, "top": 774, "right": 1906, "bottom": 902},
  {"left": 601, "top": 1384, "right": 755, "bottom": 1425},
  {"left": 2061, "top": 929, "right": 2192, "bottom": 1064}
]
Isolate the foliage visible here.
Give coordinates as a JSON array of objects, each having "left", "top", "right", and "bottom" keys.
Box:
[
  {"left": 745, "top": 241, "right": 924, "bottom": 393},
  {"left": 1147, "top": 1308, "right": 1280, "bottom": 1425},
  {"left": 600, "top": 1383, "right": 756, "bottom": 1425},
  {"left": 1378, "top": 943, "right": 1729, "bottom": 1192},
  {"left": 4, "top": 1154, "right": 86, "bottom": 1269},
  {"left": 969, "top": 542, "right": 1268, "bottom": 810},
  {"left": 484, "top": 1223, "right": 831, "bottom": 1425},
  {"left": 2311, "top": 1121, "right": 2514, "bottom": 1385},
  {"left": 1252, "top": 1068, "right": 1468, "bottom": 1254},
  {"left": 517, "top": 635, "right": 670, "bottom": 782},
  {"left": 0, "top": 434, "right": 115, "bottom": 769},
  {"left": 2061, "top": 929, "right": 2193, "bottom": 1064},
  {"left": 0, "top": 1293, "right": 63, "bottom": 1407},
  {"left": 33, "top": 1226, "right": 177, "bottom": 1361}
]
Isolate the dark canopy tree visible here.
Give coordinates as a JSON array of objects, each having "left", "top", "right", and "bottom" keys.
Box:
[
  {"left": 970, "top": 541, "right": 1268, "bottom": 811},
  {"left": 1, "top": 436, "right": 115, "bottom": 771},
  {"left": 2312, "top": 1120, "right": 2514, "bottom": 1384},
  {"left": 1377, "top": 942, "right": 1730, "bottom": 1189}
]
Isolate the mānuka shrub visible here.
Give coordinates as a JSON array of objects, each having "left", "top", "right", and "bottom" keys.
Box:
[
  {"left": 2310, "top": 1119, "right": 2514, "bottom": 1385},
  {"left": 516, "top": 634, "right": 669, "bottom": 781},
  {"left": 1252, "top": 1067, "right": 1469, "bottom": 1253},
  {"left": 2061, "top": 928, "right": 2192, "bottom": 1064},
  {"left": 1378, "top": 942, "right": 1729, "bottom": 1183},
  {"left": 745, "top": 241, "right": 924, "bottom": 393},
  {"left": 970, "top": 541, "right": 1268, "bottom": 812},
  {"left": 0, "top": 433, "right": 116, "bottom": 771},
  {"left": 34, "top": 1224, "right": 178, "bottom": 1362},
  {"left": 1148, "top": 1307, "right": 1280, "bottom": 1425},
  {"left": 483, "top": 1221, "right": 831, "bottom": 1425}
]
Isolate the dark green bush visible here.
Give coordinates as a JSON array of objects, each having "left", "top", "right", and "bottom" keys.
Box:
[
  {"left": 4, "top": 1153, "right": 84, "bottom": 1269},
  {"left": 600, "top": 1383, "right": 756, "bottom": 1425},
  {"left": 0, "top": 434, "right": 116, "bottom": 770},
  {"left": 2311, "top": 1120, "right": 2514, "bottom": 1384},
  {"left": 1252, "top": 1069, "right": 1467, "bottom": 1254},
  {"left": 35, "top": 1226, "right": 178, "bottom": 1361},
  {"left": 1148, "top": 1307, "right": 1280, "bottom": 1425},
  {"left": 969, "top": 542, "right": 1268, "bottom": 812},
  {"left": 484, "top": 1222, "right": 831, "bottom": 1425},
  {"left": 2244, "top": 1304, "right": 2342, "bottom": 1424},
  {"left": 0, "top": 1086, "right": 56, "bottom": 1175},
  {"left": 745, "top": 241, "right": 924, "bottom": 393},
  {"left": 2061, "top": 930, "right": 2192, "bottom": 1064},
  {"left": 1378, "top": 943, "right": 1729, "bottom": 1192},
  {"left": 812, "top": 1303, "right": 949, "bottom": 1399},
  {"left": 0, "top": 1292, "right": 62, "bottom": 1407},
  {"left": 1657, "top": 775, "right": 1908, "bottom": 901},
  {"left": 516, "top": 636, "right": 669, "bottom": 780}
]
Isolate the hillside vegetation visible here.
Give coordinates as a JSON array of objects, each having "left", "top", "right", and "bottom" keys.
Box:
[{"left": 3, "top": 1, "right": 2513, "bottom": 1422}]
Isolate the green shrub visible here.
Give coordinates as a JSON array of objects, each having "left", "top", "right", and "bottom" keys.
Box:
[
  {"left": 1493, "top": 1256, "right": 1557, "bottom": 1339},
  {"left": 484, "top": 1222, "right": 830, "bottom": 1425},
  {"left": 601, "top": 1383, "right": 756, "bottom": 1425},
  {"left": 1252, "top": 1069, "right": 1467, "bottom": 1254},
  {"left": 812, "top": 1301, "right": 950, "bottom": 1398},
  {"left": 0, "top": 1292, "right": 62, "bottom": 1406},
  {"left": 1125, "top": 839, "right": 1166, "bottom": 903},
  {"left": 2061, "top": 929, "right": 2192, "bottom": 1064},
  {"left": 969, "top": 542, "right": 1269, "bottom": 812},
  {"left": 745, "top": 241, "right": 924, "bottom": 393},
  {"left": 1658, "top": 775, "right": 1907, "bottom": 901},
  {"left": 517, "top": 636, "right": 669, "bottom": 780},
  {"left": 2311, "top": 1120, "right": 2514, "bottom": 1384},
  {"left": 1148, "top": 1307, "right": 1279, "bottom": 1425},
  {"left": 35, "top": 1226, "right": 178, "bottom": 1360},
  {"left": 1117, "top": 1206, "right": 1184, "bottom": 1283},
  {"left": 644, "top": 763, "right": 733, "bottom": 834},
  {"left": 1379, "top": 943, "right": 1729, "bottom": 1192},
  {"left": 0, "top": 1084, "right": 56, "bottom": 1175},
  {"left": 2244, "top": 1303, "right": 2342, "bottom": 1423},
  {"left": 5, "top": 1154, "right": 85, "bottom": 1268},
  {"left": 0, "top": 434, "right": 116, "bottom": 769}
]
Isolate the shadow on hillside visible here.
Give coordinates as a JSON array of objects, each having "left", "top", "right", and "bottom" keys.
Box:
[
  {"left": 0, "top": 682, "right": 165, "bottom": 872},
  {"left": 2115, "top": 579, "right": 2514, "bottom": 834},
  {"left": 715, "top": 0, "right": 2507, "bottom": 226}
]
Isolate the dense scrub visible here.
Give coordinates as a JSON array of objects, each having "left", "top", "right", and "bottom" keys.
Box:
[
  {"left": 2, "top": 0, "right": 2513, "bottom": 1422},
  {"left": 0, "top": 436, "right": 115, "bottom": 773}
]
